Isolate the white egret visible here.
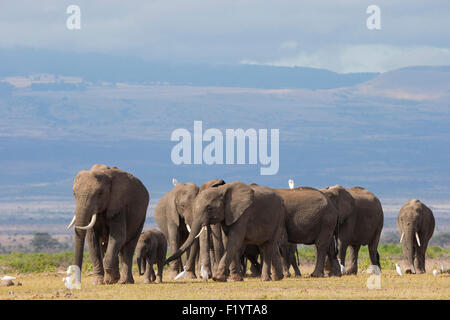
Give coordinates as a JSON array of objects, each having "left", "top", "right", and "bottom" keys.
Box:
[
  {"left": 288, "top": 179, "right": 294, "bottom": 190},
  {"left": 174, "top": 266, "right": 187, "bottom": 280},
  {"left": 172, "top": 178, "right": 178, "bottom": 186},
  {"left": 395, "top": 263, "right": 402, "bottom": 276},
  {"left": 367, "top": 265, "right": 381, "bottom": 275},
  {"left": 1, "top": 276, "right": 16, "bottom": 281},
  {"left": 338, "top": 258, "right": 346, "bottom": 275},
  {"left": 63, "top": 265, "right": 81, "bottom": 290},
  {"left": 200, "top": 265, "right": 209, "bottom": 282},
  {"left": 433, "top": 269, "right": 439, "bottom": 277}
]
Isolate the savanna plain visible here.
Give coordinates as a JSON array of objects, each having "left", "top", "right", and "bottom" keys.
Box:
[{"left": 1, "top": 247, "right": 449, "bottom": 300}]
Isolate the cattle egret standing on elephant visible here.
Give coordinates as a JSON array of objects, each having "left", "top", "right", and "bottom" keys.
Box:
[{"left": 288, "top": 179, "right": 294, "bottom": 189}]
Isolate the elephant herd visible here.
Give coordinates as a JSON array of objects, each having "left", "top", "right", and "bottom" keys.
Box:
[{"left": 67, "top": 164, "right": 435, "bottom": 285}]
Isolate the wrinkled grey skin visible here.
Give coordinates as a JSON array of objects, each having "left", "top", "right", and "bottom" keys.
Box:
[
  {"left": 397, "top": 199, "right": 435, "bottom": 274},
  {"left": 279, "top": 242, "right": 301, "bottom": 277},
  {"left": 166, "top": 182, "right": 286, "bottom": 282},
  {"left": 136, "top": 229, "right": 168, "bottom": 283},
  {"left": 153, "top": 182, "right": 199, "bottom": 279},
  {"left": 273, "top": 187, "right": 341, "bottom": 277},
  {"left": 71, "top": 164, "right": 149, "bottom": 285},
  {"left": 197, "top": 179, "right": 227, "bottom": 278},
  {"left": 345, "top": 187, "right": 384, "bottom": 274},
  {"left": 321, "top": 185, "right": 358, "bottom": 273},
  {"left": 240, "top": 244, "right": 262, "bottom": 277}
]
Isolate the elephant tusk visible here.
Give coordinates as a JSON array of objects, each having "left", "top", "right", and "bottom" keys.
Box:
[
  {"left": 195, "top": 226, "right": 207, "bottom": 239},
  {"left": 415, "top": 232, "right": 421, "bottom": 247},
  {"left": 399, "top": 232, "right": 404, "bottom": 243},
  {"left": 67, "top": 216, "right": 76, "bottom": 230},
  {"left": 75, "top": 213, "right": 97, "bottom": 230},
  {"left": 186, "top": 224, "right": 191, "bottom": 232}
]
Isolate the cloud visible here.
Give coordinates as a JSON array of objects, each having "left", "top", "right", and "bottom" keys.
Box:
[{"left": 242, "top": 44, "right": 450, "bottom": 73}]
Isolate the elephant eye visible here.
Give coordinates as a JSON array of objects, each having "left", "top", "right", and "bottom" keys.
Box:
[{"left": 206, "top": 206, "right": 213, "bottom": 213}]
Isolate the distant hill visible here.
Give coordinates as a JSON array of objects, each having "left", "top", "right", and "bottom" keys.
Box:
[{"left": 0, "top": 47, "right": 378, "bottom": 89}]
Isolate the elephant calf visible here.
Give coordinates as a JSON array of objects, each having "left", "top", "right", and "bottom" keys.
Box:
[
  {"left": 136, "top": 229, "right": 168, "bottom": 283},
  {"left": 398, "top": 199, "right": 435, "bottom": 274}
]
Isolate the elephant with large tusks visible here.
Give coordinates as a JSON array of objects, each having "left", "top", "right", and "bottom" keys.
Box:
[
  {"left": 68, "top": 164, "right": 149, "bottom": 285},
  {"left": 166, "top": 181, "right": 286, "bottom": 282},
  {"left": 397, "top": 199, "right": 435, "bottom": 274}
]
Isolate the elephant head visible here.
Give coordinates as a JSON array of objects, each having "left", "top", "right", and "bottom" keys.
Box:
[
  {"left": 169, "top": 182, "right": 200, "bottom": 229},
  {"left": 321, "top": 185, "right": 355, "bottom": 223},
  {"left": 166, "top": 181, "right": 254, "bottom": 264},
  {"left": 68, "top": 164, "right": 115, "bottom": 270}
]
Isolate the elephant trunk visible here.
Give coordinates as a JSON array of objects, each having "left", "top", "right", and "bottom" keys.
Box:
[
  {"left": 72, "top": 205, "right": 95, "bottom": 271},
  {"left": 166, "top": 219, "right": 205, "bottom": 265},
  {"left": 401, "top": 228, "right": 416, "bottom": 274},
  {"left": 137, "top": 256, "right": 145, "bottom": 276}
]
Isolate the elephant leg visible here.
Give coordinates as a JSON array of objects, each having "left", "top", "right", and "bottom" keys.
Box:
[
  {"left": 156, "top": 257, "right": 164, "bottom": 283},
  {"left": 213, "top": 227, "right": 245, "bottom": 282},
  {"left": 414, "top": 241, "right": 427, "bottom": 274},
  {"left": 167, "top": 227, "right": 182, "bottom": 278},
  {"left": 260, "top": 242, "right": 275, "bottom": 281},
  {"left": 143, "top": 259, "right": 153, "bottom": 284},
  {"left": 326, "top": 241, "right": 341, "bottom": 277},
  {"left": 86, "top": 229, "right": 105, "bottom": 285},
  {"left": 338, "top": 239, "right": 349, "bottom": 269},
  {"left": 346, "top": 244, "right": 360, "bottom": 275},
  {"left": 184, "top": 238, "right": 199, "bottom": 279},
  {"left": 290, "top": 248, "right": 301, "bottom": 277},
  {"left": 118, "top": 235, "right": 140, "bottom": 284},
  {"left": 271, "top": 246, "right": 284, "bottom": 281},
  {"left": 103, "top": 213, "right": 127, "bottom": 284},
  {"left": 368, "top": 232, "right": 381, "bottom": 268},
  {"left": 228, "top": 252, "right": 243, "bottom": 281},
  {"left": 310, "top": 243, "right": 326, "bottom": 277}
]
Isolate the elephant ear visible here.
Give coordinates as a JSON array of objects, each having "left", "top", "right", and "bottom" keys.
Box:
[
  {"left": 105, "top": 170, "right": 129, "bottom": 219},
  {"left": 223, "top": 182, "right": 254, "bottom": 226},
  {"left": 168, "top": 192, "right": 180, "bottom": 227}
]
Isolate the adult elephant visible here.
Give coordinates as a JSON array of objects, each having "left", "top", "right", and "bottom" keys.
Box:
[
  {"left": 197, "top": 179, "right": 226, "bottom": 278},
  {"left": 67, "top": 164, "right": 149, "bottom": 284},
  {"left": 397, "top": 199, "right": 435, "bottom": 274},
  {"left": 344, "top": 186, "right": 384, "bottom": 274},
  {"left": 166, "top": 181, "right": 286, "bottom": 282},
  {"left": 153, "top": 181, "right": 199, "bottom": 279},
  {"left": 273, "top": 186, "right": 341, "bottom": 277},
  {"left": 320, "top": 185, "right": 358, "bottom": 272}
]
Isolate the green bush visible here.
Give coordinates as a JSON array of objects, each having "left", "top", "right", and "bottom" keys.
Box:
[{"left": 0, "top": 251, "right": 92, "bottom": 273}]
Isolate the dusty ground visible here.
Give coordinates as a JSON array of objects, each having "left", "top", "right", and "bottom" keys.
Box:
[{"left": 1, "top": 264, "right": 449, "bottom": 300}]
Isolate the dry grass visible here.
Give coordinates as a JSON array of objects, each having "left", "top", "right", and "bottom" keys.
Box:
[{"left": 2, "top": 264, "right": 449, "bottom": 300}]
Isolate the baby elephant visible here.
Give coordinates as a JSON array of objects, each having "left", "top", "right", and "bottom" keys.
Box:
[{"left": 136, "top": 229, "right": 168, "bottom": 283}]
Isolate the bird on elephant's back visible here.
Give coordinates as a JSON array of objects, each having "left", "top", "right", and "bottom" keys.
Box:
[
  {"left": 397, "top": 199, "right": 435, "bottom": 274},
  {"left": 67, "top": 164, "right": 149, "bottom": 285}
]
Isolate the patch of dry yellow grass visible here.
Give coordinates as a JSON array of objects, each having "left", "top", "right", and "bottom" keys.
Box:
[{"left": 1, "top": 266, "right": 449, "bottom": 300}]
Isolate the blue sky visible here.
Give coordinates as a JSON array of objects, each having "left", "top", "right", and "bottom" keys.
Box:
[{"left": 0, "top": 0, "right": 449, "bottom": 73}]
